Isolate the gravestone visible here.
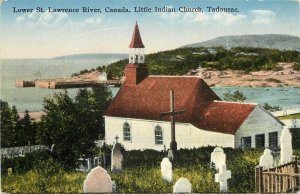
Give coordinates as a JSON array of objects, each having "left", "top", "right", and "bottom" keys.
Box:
[
  {"left": 259, "top": 149, "right": 274, "bottom": 169},
  {"left": 211, "top": 147, "right": 226, "bottom": 171},
  {"left": 83, "top": 166, "right": 113, "bottom": 193},
  {"left": 111, "top": 136, "right": 123, "bottom": 173},
  {"left": 167, "top": 149, "right": 174, "bottom": 161},
  {"left": 161, "top": 157, "right": 173, "bottom": 182},
  {"left": 215, "top": 165, "right": 231, "bottom": 192},
  {"left": 280, "top": 126, "right": 293, "bottom": 164},
  {"left": 173, "top": 177, "right": 192, "bottom": 193}
]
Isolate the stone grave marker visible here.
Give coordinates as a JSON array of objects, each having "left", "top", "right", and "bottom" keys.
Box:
[
  {"left": 259, "top": 149, "right": 274, "bottom": 169},
  {"left": 111, "top": 135, "right": 123, "bottom": 173},
  {"left": 83, "top": 166, "right": 113, "bottom": 193},
  {"left": 161, "top": 157, "right": 173, "bottom": 182},
  {"left": 215, "top": 164, "right": 231, "bottom": 192},
  {"left": 168, "top": 149, "right": 174, "bottom": 161},
  {"left": 280, "top": 126, "right": 293, "bottom": 165},
  {"left": 173, "top": 177, "right": 192, "bottom": 193},
  {"left": 211, "top": 147, "right": 226, "bottom": 171}
]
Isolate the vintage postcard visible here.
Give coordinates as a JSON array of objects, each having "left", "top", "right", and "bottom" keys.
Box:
[{"left": 1, "top": 0, "right": 300, "bottom": 193}]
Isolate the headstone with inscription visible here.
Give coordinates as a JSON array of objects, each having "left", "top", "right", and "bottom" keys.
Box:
[
  {"left": 161, "top": 157, "right": 173, "bottom": 182},
  {"left": 83, "top": 166, "right": 113, "bottom": 193}
]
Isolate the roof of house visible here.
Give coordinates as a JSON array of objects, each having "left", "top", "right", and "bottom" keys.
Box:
[
  {"left": 104, "top": 76, "right": 259, "bottom": 134},
  {"left": 129, "top": 22, "right": 145, "bottom": 48}
]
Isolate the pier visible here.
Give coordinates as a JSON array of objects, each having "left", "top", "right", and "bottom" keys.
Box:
[{"left": 16, "top": 79, "right": 123, "bottom": 89}]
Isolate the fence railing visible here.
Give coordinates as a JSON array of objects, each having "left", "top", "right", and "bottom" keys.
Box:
[{"left": 255, "top": 159, "right": 300, "bottom": 193}]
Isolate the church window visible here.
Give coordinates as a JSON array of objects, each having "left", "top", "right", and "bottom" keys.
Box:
[
  {"left": 241, "top": 136, "right": 251, "bottom": 149},
  {"left": 123, "top": 123, "right": 131, "bottom": 141},
  {"left": 269, "top": 132, "right": 278, "bottom": 149},
  {"left": 155, "top": 126, "right": 163, "bottom": 145},
  {"left": 255, "top": 134, "right": 265, "bottom": 148}
]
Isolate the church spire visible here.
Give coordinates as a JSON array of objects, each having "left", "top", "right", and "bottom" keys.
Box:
[{"left": 129, "top": 22, "right": 145, "bottom": 64}]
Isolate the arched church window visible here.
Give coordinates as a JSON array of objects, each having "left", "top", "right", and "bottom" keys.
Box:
[
  {"left": 155, "top": 126, "right": 163, "bottom": 145},
  {"left": 123, "top": 122, "right": 131, "bottom": 141}
]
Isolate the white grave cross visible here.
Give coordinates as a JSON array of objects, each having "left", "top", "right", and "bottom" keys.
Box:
[
  {"left": 215, "top": 165, "right": 231, "bottom": 192},
  {"left": 161, "top": 157, "right": 173, "bottom": 182}
]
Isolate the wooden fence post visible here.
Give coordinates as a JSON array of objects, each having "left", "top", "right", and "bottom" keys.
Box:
[{"left": 255, "top": 166, "right": 263, "bottom": 193}]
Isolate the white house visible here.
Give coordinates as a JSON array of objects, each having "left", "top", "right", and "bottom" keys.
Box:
[{"left": 104, "top": 22, "right": 284, "bottom": 150}]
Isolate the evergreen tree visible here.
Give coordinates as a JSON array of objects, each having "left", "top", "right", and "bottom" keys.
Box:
[{"left": 37, "top": 86, "right": 112, "bottom": 170}]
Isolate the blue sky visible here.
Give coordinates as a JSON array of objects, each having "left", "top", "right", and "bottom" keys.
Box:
[{"left": 0, "top": 0, "right": 299, "bottom": 58}]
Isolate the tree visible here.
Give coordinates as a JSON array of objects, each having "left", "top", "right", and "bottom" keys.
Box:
[
  {"left": 262, "top": 103, "right": 281, "bottom": 111},
  {"left": 17, "top": 110, "right": 37, "bottom": 146},
  {"left": 1, "top": 100, "right": 16, "bottom": 147},
  {"left": 1, "top": 100, "right": 38, "bottom": 147},
  {"left": 223, "top": 90, "right": 246, "bottom": 102},
  {"left": 37, "top": 86, "right": 112, "bottom": 170}
]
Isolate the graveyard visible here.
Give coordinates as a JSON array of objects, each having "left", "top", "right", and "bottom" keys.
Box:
[{"left": 2, "top": 144, "right": 300, "bottom": 193}]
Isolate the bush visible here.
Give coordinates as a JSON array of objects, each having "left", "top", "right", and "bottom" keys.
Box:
[{"left": 1, "top": 151, "right": 51, "bottom": 175}]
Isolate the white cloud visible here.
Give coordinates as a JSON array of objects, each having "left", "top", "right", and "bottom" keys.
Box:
[
  {"left": 16, "top": 11, "right": 69, "bottom": 26},
  {"left": 250, "top": 10, "right": 276, "bottom": 25},
  {"left": 157, "top": 10, "right": 245, "bottom": 25},
  {"left": 84, "top": 16, "right": 102, "bottom": 24},
  {"left": 212, "top": 13, "right": 246, "bottom": 25}
]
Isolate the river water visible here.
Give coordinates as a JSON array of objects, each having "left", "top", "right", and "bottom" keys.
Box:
[{"left": 1, "top": 56, "right": 300, "bottom": 112}]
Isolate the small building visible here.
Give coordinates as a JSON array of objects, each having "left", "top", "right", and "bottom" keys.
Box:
[{"left": 104, "top": 23, "right": 284, "bottom": 150}]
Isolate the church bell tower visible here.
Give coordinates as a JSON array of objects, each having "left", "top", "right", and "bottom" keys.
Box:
[
  {"left": 129, "top": 21, "right": 145, "bottom": 63},
  {"left": 125, "top": 22, "right": 148, "bottom": 86}
]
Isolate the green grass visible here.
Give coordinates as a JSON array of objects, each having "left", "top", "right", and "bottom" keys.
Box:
[
  {"left": 277, "top": 113, "right": 300, "bottom": 120},
  {"left": 2, "top": 148, "right": 299, "bottom": 193}
]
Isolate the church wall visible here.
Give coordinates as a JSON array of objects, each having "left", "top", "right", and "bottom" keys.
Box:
[
  {"left": 234, "top": 106, "right": 283, "bottom": 149},
  {"left": 105, "top": 116, "right": 234, "bottom": 151}
]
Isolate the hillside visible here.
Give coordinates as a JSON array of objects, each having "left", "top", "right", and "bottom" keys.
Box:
[
  {"left": 70, "top": 47, "right": 300, "bottom": 87},
  {"left": 182, "top": 34, "right": 300, "bottom": 51},
  {"left": 104, "top": 47, "right": 300, "bottom": 79}
]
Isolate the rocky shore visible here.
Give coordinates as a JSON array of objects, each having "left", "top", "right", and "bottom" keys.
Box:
[
  {"left": 189, "top": 63, "right": 300, "bottom": 88},
  {"left": 78, "top": 63, "right": 300, "bottom": 88}
]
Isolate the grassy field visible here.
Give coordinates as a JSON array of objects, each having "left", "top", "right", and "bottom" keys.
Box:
[
  {"left": 2, "top": 148, "right": 299, "bottom": 193},
  {"left": 277, "top": 113, "right": 300, "bottom": 120}
]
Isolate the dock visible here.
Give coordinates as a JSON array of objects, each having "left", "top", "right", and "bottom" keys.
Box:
[{"left": 16, "top": 79, "right": 123, "bottom": 89}]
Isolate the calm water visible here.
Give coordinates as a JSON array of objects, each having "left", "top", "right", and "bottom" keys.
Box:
[{"left": 1, "top": 56, "right": 300, "bottom": 112}]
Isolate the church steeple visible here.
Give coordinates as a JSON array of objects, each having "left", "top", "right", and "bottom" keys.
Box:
[
  {"left": 129, "top": 22, "right": 145, "bottom": 64},
  {"left": 124, "top": 22, "right": 148, "bottom": 86}
]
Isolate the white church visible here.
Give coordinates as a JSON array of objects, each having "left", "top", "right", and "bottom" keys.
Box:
[{"left": 104, "top": 22, "right": 284, "bottom": 150}]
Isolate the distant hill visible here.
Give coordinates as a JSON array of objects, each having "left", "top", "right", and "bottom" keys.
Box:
[
  {"left": 182, "top": 34, "right": 300, "bottom": 51},
  {"left": 52, "top": 53, "right": 127, "bottom": 60}
]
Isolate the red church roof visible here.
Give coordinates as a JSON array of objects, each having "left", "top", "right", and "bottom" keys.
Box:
[
  {"left": 104, "top": 76, "right": 256, "bottom": 134},
  {"left": 129, "top": 22, "right": 145, "bottom": 48}
]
